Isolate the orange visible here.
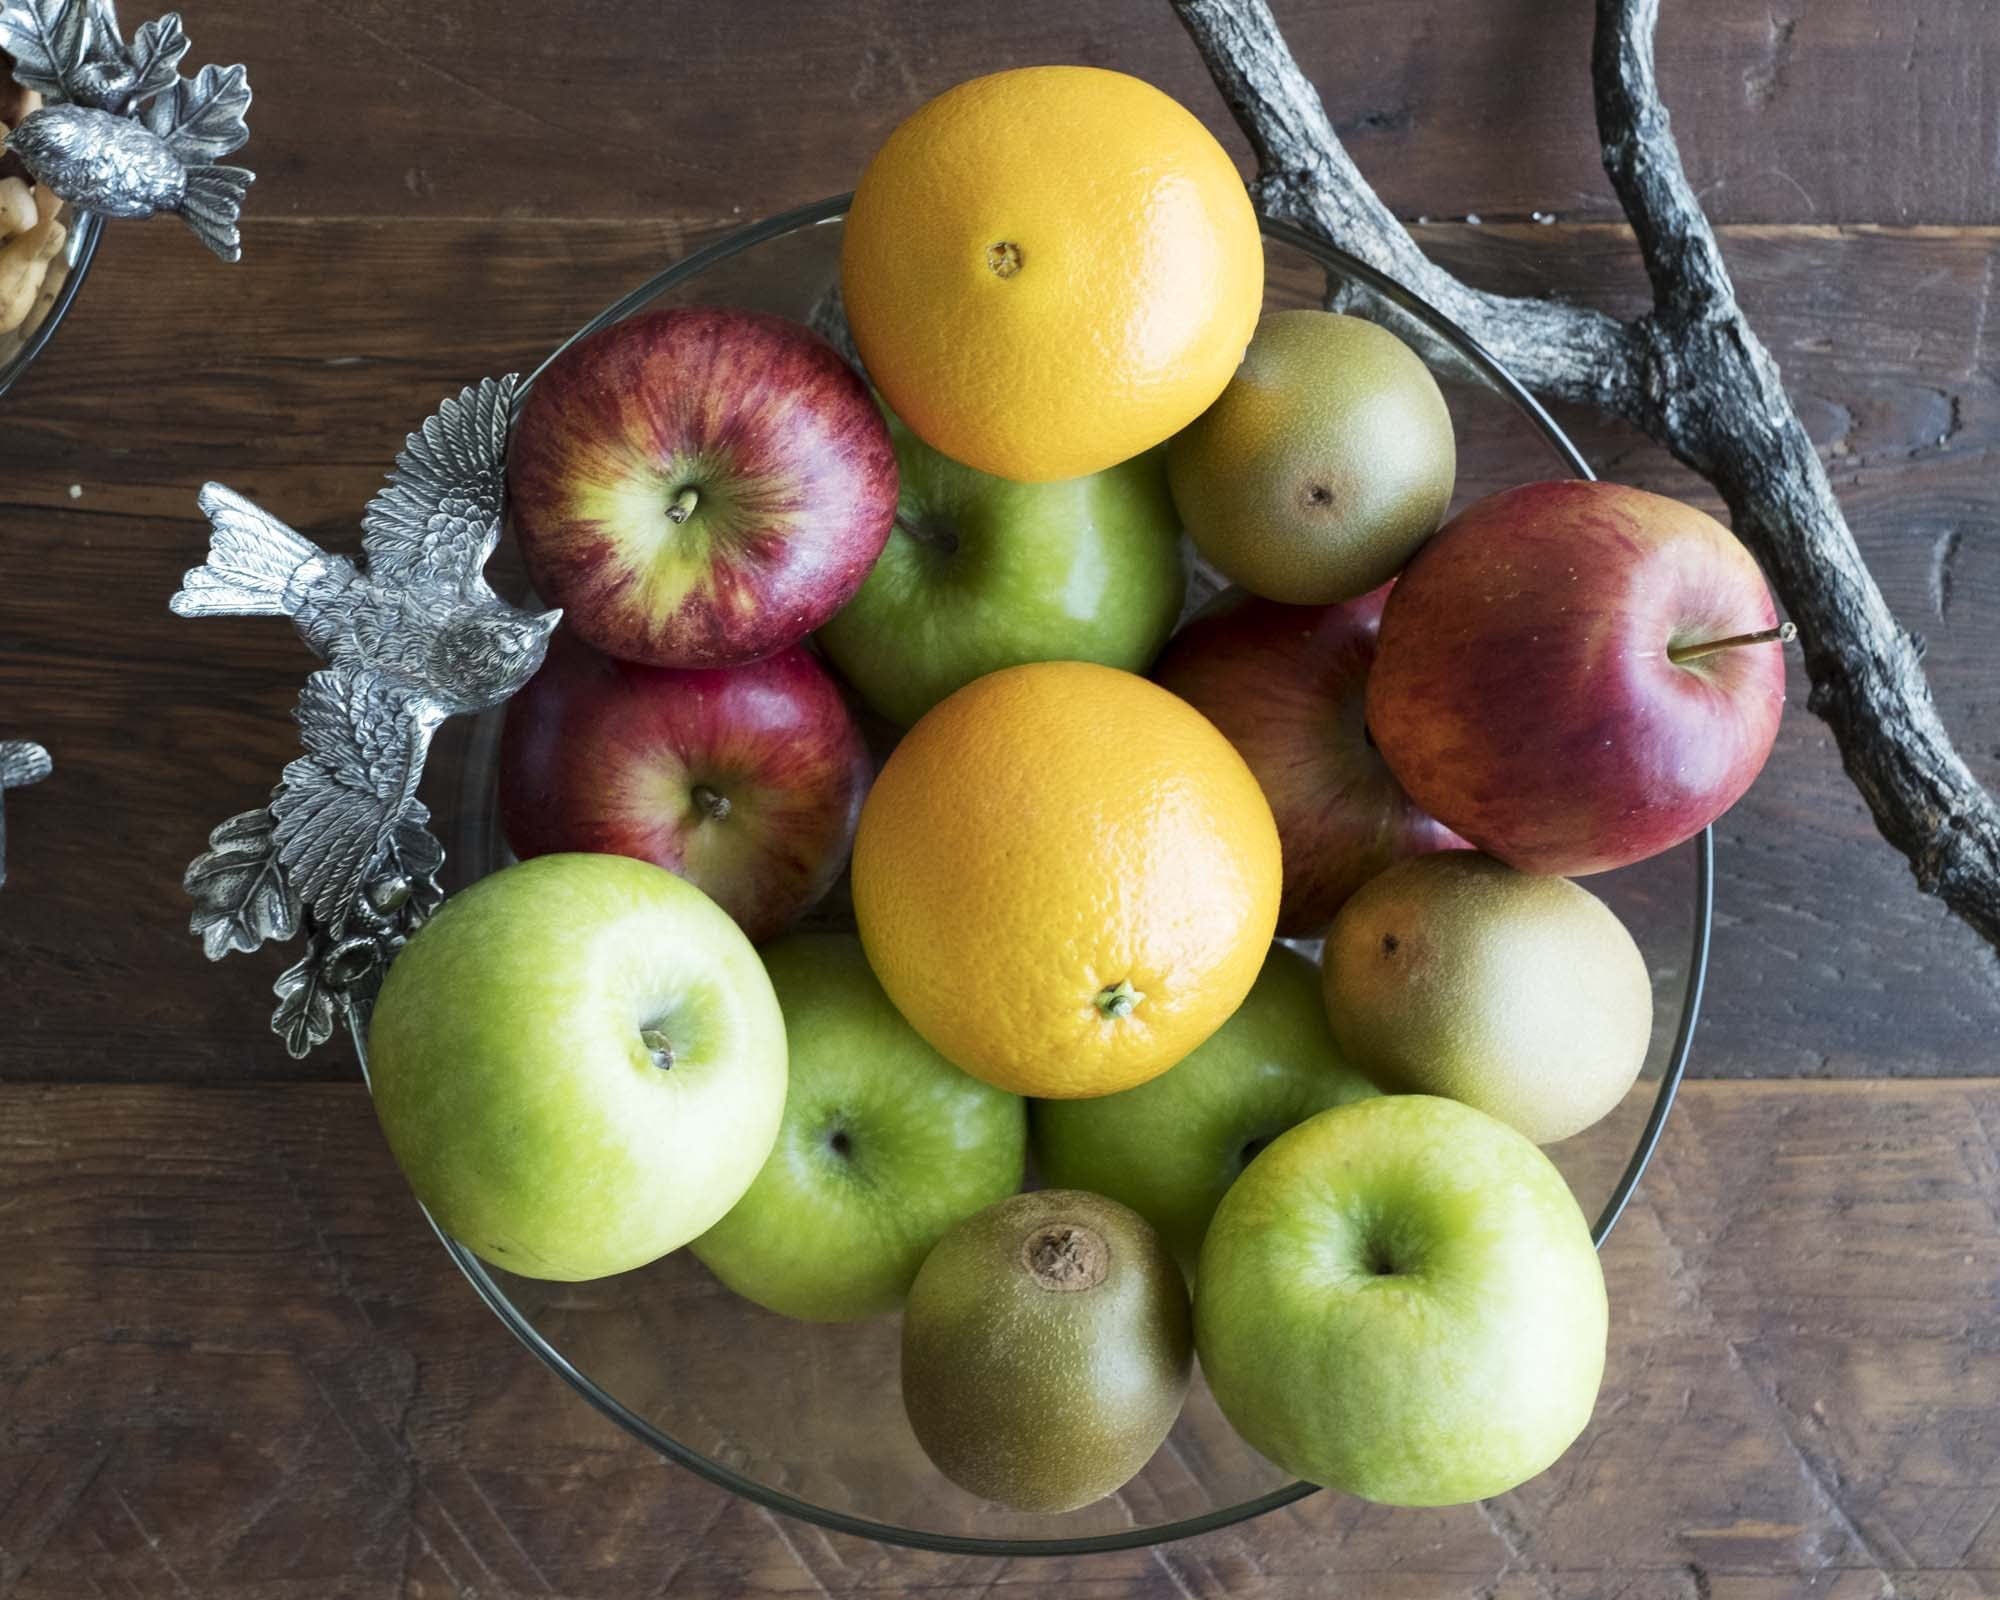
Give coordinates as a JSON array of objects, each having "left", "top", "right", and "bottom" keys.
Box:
[
  {"left": 840, "top": 66, "right": 1264, "bottom": 483},
  {"left": 851, "top": 662, "right": 1282, "bottom": 1099}
]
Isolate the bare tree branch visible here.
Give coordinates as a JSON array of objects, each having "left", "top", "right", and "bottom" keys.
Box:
[
  {"left": 1173, "top": 0, "right": 1642, "bottom": 419},
  {"left": 1171, "top": 0, "right": 2000, "bottom": 959},
  {"left": 1591, "top": 0, "right": 1733, "bottom": 320}
]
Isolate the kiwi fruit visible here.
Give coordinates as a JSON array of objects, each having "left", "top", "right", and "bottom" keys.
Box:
[
  {"left": 1166, "top": 309, "right": 1456, "bottom": 605},
  {"left": 1322, "top": 852, "right": 1653, "bottom": 1142},
  {"left": 900, "top": 1189, "right": 1192, "bottom": 1513}
]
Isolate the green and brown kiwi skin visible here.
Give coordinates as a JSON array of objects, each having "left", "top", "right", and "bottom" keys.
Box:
[
  {"left": 1322, "top": 851, "right": 1654, "bottom": 1144},
  {"left": 900, "top": 1188, "right": 1193, "bottom": 1514},
  {"left": 1167, "top": 308, "right": 1457, "bottom": 606}
]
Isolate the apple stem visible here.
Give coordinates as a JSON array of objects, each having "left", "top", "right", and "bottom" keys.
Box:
[
  {"left": 639, "top": 1028, "right": 675, "bottom": 1070},
  {"left": 666, "top": 486, "right": 700, "bottom": 525},
  {"left": 894, "top": 514, "right": 960, "bottom": 557},
  {"left": 1095, "top": 979, "right": 1144, "bottom": 1020},
  {"left": 1668, "top": 620, "right": 1797, "bottom": 665},
  {"left": 690, "top": 784, "right": 732, "bottom": 822}
]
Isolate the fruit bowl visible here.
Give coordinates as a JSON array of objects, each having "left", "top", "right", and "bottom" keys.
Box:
[
  {"left": 346, "top": 196, "right": 1712, "bottom": 1555},
  {"left": 0, "top": 200, "right": 99, "bottom": 400}
]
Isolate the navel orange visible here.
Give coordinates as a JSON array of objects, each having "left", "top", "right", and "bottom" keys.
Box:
[
  {"left": 851, "top": 662, "right": 1282, "bottom": 1099},
  {"left": 840, "top": 66, "right": 1265, "bottom": 484}
]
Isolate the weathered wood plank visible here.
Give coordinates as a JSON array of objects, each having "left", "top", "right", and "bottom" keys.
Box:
[
  {"left": 1, "top": 4, "right": 1992, "bottom": 1596},
  {"left": 173, "top": 0, "right": 2000, "bottom": 228},
  {"left": 0, "top": 1080, "right": 1993, "bottom": 1597},
  {"left": 3, "top": 217, "right": 1997, "bottom": 1080}
]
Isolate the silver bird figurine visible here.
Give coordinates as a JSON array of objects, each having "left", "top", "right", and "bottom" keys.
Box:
[
  {"left": 0, "top": 0, "right": 254, "bottom": 260},
  {"left": 174, "top": 376, "right": 562, "bottom": 1056},
  {"left": 0, "top": 739, "right": 51, "bottom": 888}
]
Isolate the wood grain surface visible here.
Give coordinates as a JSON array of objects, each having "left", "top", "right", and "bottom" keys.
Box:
[
  {"left": 2, "top": 1, "right": 1998, "bottom": 1595},
  {"left": 4, "top": 1079, "right": 1996, "bottom": 1599},
  {"left": 162, "top": 0, "right": 2000, "bottom": 227}
]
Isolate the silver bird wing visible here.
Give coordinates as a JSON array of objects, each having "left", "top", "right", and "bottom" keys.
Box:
[
  {"left": 360, "top": 375, "right": 519, "bottom": 600},
  {"left": 271, "top": 664, "right": 436, "bottom": 936},
  {"left": 0, "top": 739, "right": 50, "bottom": 889},
  {"left": 0, "top": 740, "right": 51, "bottom": 790}
]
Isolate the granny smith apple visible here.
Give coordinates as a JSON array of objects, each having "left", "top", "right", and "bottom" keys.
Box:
[
  {"left": 367, "top": 853, "right": 788, "bottom": 1282},
  {"left": 691, "top": 932, "right": 1026, "bottom": 1320},
  {"left": 1196, "top": 1094, "right": 1607, "bottom": 1506},
  {"left": 1032, "top": 944, "right": 1375, "bottom": 1273},
  {"left": 815, "top": 407, "right": 1187, "bottom": 726}
]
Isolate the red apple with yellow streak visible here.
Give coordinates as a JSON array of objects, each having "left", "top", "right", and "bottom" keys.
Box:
[
  {"left": 507, "top": 307, "right": 898, "bottom": 668},
  {"left": 499, "top": 632, "right": 871, "bottom": 943}
]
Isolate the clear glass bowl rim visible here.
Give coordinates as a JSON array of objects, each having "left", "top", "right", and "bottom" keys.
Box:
[
  {"left": 350, "top": 192, "right": 1714, "bottom": 1558},
  {"left": 0, "top": 207, "right": 103, "bottom": 401}
]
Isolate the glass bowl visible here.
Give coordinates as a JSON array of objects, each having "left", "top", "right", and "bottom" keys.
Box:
[
  {"left": 0, "top": 199, "right": 100, "bottom": 400},
  {"left": 354, "top": 196, "right": 1711, "bottom": 1555}
]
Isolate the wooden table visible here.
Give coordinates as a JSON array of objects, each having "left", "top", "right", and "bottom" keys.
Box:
[{"left": 3, "top": 3, "right": 1997, "bottom": 1594}]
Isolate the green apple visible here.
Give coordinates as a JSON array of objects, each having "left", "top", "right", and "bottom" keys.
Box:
[
  {"left": 1032, "top": 944, "right": 1375, "bottom": 1273},
  {"left": 1196, "top": 1094, "right": 1607, "bottom": 1506},
  {"left": 367, "top": 853, "right": 787, "bottom": 1282},
  {"left": 692, "top": 932, "right": 1025, "bottom": 1320},
  {"left": 816, "top": 405, "right": 1188, "bottom": 726}
]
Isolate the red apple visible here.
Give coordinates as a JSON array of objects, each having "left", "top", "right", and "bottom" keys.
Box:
[
  {"left": 507, "top": 307, "right": 898, "bottom": 668},
  {"left": 1155, "top": 587, "right": 1464, "bottom": 937},
  {"left": 499, "top": 632, "right": 871, "bottom": 942},
  {"left": 1366, "top": 480, "right": 1787, "bottom": 876}
]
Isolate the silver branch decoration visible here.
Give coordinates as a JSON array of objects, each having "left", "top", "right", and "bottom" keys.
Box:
[
  {"left": 0, "top": 0, "right": 254, "bottom": 260},
  {"left": 0, "top": 738, "right": 50, "bottom": 886},
  {"left": 172, "top": 376, "right": 563, "bottom": 1056},
  {"left": 1170, "top": 0, "right": 2000, "bottom": 962}
]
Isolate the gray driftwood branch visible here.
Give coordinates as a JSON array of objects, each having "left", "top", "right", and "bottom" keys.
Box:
[{"left": 1171, "top": 0, "right": 2000, "bottom": 959}]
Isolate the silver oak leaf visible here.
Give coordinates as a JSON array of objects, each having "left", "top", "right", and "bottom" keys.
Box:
[
  {"left": 173, "top": 376, "right": 559, "bottom": 1056},
  {"left": 0, "top": 738, "right": 51, "bottom": 889},
  {"left": 0, "top": 0, "right": 107, "bottom": 103},
  {"left": 272, "top": 937, "right": 339, "bottom": 1060},
  {"left": 138, "top": 59, "right": 250, "bottom": 161},
  {"left": 1, "top": 1, "right": 254, "bottom": 258},
  {"left": 267, "top": 807, "right": 447, "bottom": 1058},
  {"left": 118, "top": 11, "right": 189, "bottom": 110},
  {"left": 184, "top": 807, "right": 300, "bottom": 959}
]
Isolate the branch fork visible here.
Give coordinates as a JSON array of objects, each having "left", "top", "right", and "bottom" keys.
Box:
[{"left": 1171, "top": 0, "right": 2000, "bottom": 956}]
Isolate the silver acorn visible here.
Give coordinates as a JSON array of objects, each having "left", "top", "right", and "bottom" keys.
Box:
[{"left": 0, "top": 1, "right": 255, "bottom": 260}]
